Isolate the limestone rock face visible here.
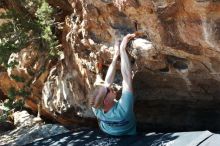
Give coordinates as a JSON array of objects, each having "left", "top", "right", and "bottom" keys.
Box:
[{"left": 1, "top": 0, "right": 220, "bottom": 131}]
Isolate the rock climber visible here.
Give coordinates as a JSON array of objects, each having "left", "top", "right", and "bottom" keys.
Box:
[{"left": 89, "top": 33, "right": 136, "bottom": 136}]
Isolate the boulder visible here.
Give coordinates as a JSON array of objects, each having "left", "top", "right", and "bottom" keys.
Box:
[
  {"left": 0, "top": 110, "right": 69, "bottom": 146},
  {"left": 1, "top": 0, "right": 220, "bottom": 131}
]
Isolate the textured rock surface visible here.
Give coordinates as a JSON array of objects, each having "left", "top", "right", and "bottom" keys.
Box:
[
  {"left": 0, "top": 110, "right": 69, "bottom": 146},
  {"left": 1, "top": 0, "right": 220, "bottom": 131}
]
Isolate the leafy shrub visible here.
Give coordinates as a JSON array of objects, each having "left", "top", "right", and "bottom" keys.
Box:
[
  {"left": 0, "top": 87, "right": 24, "bottom": 122},
  {"left": 0, "top": 0, "right": 59, "bottom": 68},
  {"left": 0, "top": 0, "right": 59, "bottom": 122}
]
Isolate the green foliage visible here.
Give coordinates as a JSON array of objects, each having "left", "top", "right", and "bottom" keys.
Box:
[
  {"left": 0, "top": 98, "right": 24, "bottom": 122},
  {"left": 0, "top": 112, "right": 8, "bottom": 122},
  {"left": 10, "top": 75, "right": 26, "bottom": 83},
  {"left": 0, "top": 0, "right": 59, "bottom": 68},
  {"left": 6, "top": 61, "right": 19, "bottom": 68},
  {"left": 0, "top": 0, "right": 59, "bottom": 122},
  {"left": 35, "top": 0, "right": 59, "bottom": 57},
  {"left": 0, "top": 9, "right": 40, "bottom": 67},
  {"left": 0, "top": 87, "right": 24, "bottom": 122},
  {"left": 7, "top": 87, "right": 16, "bottom": 100},
  {"left": 17, "top": 88, "right": 30, "bottom": 97}
]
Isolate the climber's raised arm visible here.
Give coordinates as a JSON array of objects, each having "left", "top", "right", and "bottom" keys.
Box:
[
  {"left": 104, "top": 40, "right": 120, "bottom": 87},
  {"left": 120, "top": 34, "right": 136, "bottom": 92}
]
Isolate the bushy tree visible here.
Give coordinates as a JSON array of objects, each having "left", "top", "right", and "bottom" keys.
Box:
[
  {"left": 0, "top": 0, "right": 59, "bottom": 122},
  {"left": 35, "top": 0, "right": 59, "bottom": 56},
  {"left": 0, "top": 9, "right": 39, "bottom": 67},
  {"left": 0, "top": 0, "right": 59, "bottom": 68}
]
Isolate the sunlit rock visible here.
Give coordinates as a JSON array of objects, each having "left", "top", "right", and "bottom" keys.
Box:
[{"left": 1, "top": 0, "right": 220, "bottom": 130}]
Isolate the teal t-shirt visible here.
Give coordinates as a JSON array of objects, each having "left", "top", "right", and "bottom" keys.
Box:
[{"left": 92, "top": 91, "right": 136, "bottom": 136}]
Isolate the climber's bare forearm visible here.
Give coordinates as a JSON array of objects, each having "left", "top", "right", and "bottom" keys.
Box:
[
  {"left": 120, "top": 34, "right": 135, "bottom": 92},
  {"left": 104, "top": 40, "right": 120, "bottom": 86},
  {"left": 120, "top": 46, "right": 132, "bottom": 91},
  {"left": 104, "top": 57, "right": 118, "bottom": 86}
]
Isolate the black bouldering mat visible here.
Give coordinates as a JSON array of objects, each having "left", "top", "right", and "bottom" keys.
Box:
[{"left": 24, "top": 128, "right": 220, "bottom": 146}]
